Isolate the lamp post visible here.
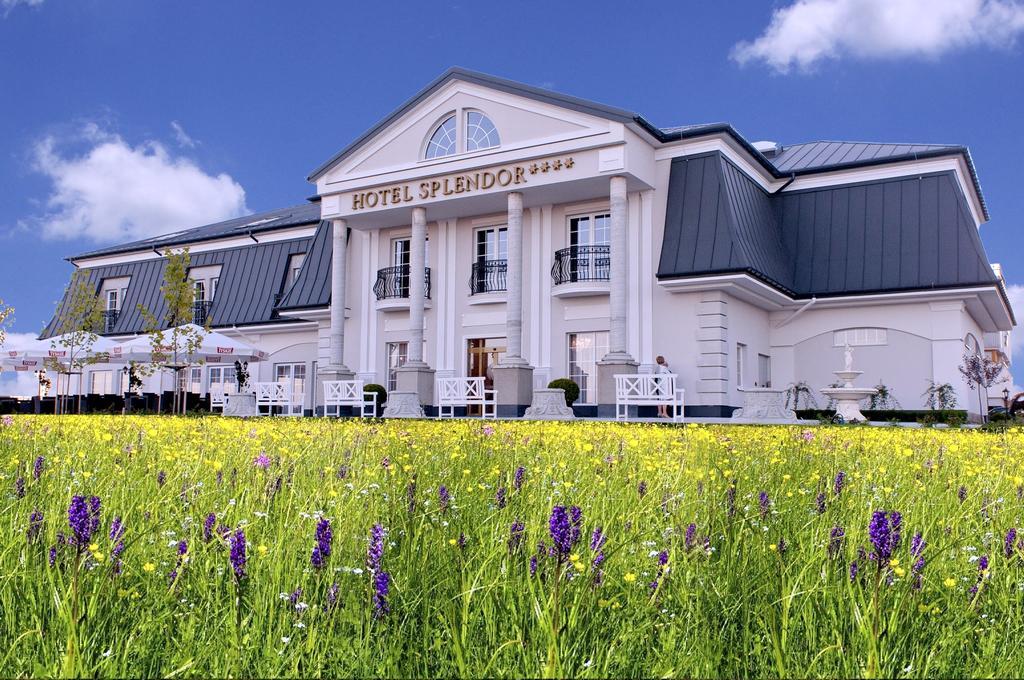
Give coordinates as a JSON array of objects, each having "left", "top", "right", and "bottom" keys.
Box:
[{"left": 1003, "top": 387, "right": 1011, "bottom": 410}]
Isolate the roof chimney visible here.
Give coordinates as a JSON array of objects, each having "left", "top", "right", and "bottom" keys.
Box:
[{"left": 752, "top": 140, "right": 781, "bottom": 157}]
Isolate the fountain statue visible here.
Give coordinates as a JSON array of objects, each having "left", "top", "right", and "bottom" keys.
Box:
[{"left": 819, "top": 343, "right": 878, "bottom": 423}]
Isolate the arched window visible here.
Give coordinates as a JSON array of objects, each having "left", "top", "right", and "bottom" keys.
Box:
[
  {"left": 424, "top": 115, "right": 457, "bottom": 159},
  {"left": 465, "top": 111, "right": 500, "bottom": 152}
]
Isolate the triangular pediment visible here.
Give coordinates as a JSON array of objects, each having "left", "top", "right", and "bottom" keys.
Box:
[{"left": 312, "top": 69, "right": 633, "bottom": 188}]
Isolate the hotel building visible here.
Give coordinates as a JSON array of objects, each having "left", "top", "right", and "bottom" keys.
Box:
[{"left": 44, "top": 68, "right": 1015, "bottom": 418}]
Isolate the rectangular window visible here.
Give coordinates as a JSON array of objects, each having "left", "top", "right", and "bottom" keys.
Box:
[
  {"left": 210, "top": 277, "right": 219, "bottom": 301},
  {"left": 568, "top": 212, "right": 611, "bottom": 247},
  {"left": 833, "top": 328, "right": 888, "bottom": 347},
  {"left": 193, "top": 280, "right": 206, "bottom": 302},
  {"left": 758, "top": 353, "right": 771, "bottom": 388},
  {"left": 567, "top": 331, "right": 609, "bottom": 404},
  {"left": 736, "top": 343, "right": 746, "bottom": 387},
  {"left": 274, "top": 363, "right": 307, "bottom": 416},
  {"left": 475, "top": 227, "right": 508, "bottom": 261},
  {"left": 208, "top": 365, "right": 237, "bottom": 396},
  {"left": 386, "top": 342, "right": 409, "bottom": 393},
  {"left": 106, "top": 289, "right": 119, "bottom": 311},
  {"left": 286, "top": 253, "right": 306, "bottom": 287},
  {"left": 176, "top": 367, "right": 202, "bottom": 394},
  {"left": 89, "top": 371, "right": 113, "bottom": 395}
]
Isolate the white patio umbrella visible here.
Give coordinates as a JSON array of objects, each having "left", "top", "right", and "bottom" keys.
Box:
[
  {"left": 110, "top": 324, "right": 268, "bottom": 364},
  {"left": 1, "top": 334, "right": 123, "bottom": 411},
  {"left": 110, "top": 325, "right": 267, "bottom": 413}
]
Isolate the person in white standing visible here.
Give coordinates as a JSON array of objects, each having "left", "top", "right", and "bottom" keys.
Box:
[{"left": 655, "top": 355, "right": 672, "bottom": 418}]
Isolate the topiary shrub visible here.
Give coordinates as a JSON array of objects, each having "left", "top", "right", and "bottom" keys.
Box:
[
  {"left": 363, "top": 384, "right": 387, "bottom": 414},
  {"left": 547, "top": 378, "right": 580, "bottom": 407}
]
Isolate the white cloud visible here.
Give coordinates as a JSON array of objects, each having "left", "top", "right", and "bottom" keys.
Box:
[
  {"left": 2, "top": 0, "right": 43, "bottom": 17},
  {"left": 732, "top": 0, "right": 1024, "bottom": 73},
  {"left": 23, "top": 124, "right": 248, "bottom": 243},
  {"left": 170, "top": 121, "right": 197, "bottom": 149}
]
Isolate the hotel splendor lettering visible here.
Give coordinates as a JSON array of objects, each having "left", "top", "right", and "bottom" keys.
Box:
[{"left": 350, "top": 156, "right": 574, "bottom": 211}]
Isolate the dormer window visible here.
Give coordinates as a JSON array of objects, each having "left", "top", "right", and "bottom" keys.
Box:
[{"left": 423, "top": 110, "right": 500, "bottom": 160}]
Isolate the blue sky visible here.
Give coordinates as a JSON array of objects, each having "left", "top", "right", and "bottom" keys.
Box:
[{"left": 1, "top": 0, "right": 1022, "bottom": 350}]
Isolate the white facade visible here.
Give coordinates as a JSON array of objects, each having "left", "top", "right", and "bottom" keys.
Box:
[{"left": 62, "top": 70, "right": 1013, "bottom": 419}]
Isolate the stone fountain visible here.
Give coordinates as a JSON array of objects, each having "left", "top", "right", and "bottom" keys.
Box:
[{"left": 819, "top": 343, "right": 878, "bottom": 423}]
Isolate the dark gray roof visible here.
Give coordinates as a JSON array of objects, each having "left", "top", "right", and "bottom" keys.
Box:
[
  {"left": 305, "top": 67, "right": 988, "bottom": 219},
  {"left": 44, "top": 235, "right": 315, "bottom": 338},
  {"left": 770, "top": 141, "right": 959, "bottom": 173},
  {"left": 70, "top": 202, "right": 321, "bottom": 260},
  {"left": 276, "top": 219, "right": 333, "bottom": 310},
  {"left": 658, "top": 151, "right": 1000, "bottom": 301}
]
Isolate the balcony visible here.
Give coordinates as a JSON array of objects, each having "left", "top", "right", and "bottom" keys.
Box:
[
  {"left": 373, "top": 265, "right": 432, "bottom": 311},
  {"left": 192, "top": 300, "right": 213, "bottom": 326},
  {"left": 99, "top": 309, "right": 119, "bottom": 334},
  {"left": 469, "top": 259, "right": 507, "bottom": 296},
  {"left": 551, "top": 245, "right": 611, "bottom": 297}
]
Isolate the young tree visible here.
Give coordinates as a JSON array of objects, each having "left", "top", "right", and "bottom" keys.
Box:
[
  {"left": 137, "top": 248, "right": 209, "bottom": 414},
  {"left": 47, "top": 270, "right": 105, "bottom": 413},
  {"left": 959, "top": 352, "right": 1006, "bottom": 423},
  {"left": 0, "top": 298, "right": 13, "bottom": 347}
]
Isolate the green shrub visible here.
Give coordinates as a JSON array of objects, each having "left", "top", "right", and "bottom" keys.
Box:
[
  {"left": 364, "top": 383, "right": 387, "bottom": 414},
  {"left": 548, "top": 378, "right": 580, "bottom": 407}
]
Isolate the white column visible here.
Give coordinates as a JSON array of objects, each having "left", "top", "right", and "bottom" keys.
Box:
[
  {"left": 605, "top": 175, "right": 633, "bottom": 361},
  {"left": 329, "top": 218, "right": 349, "bottom": 371},
  {"left": 503, "top": 191, "right": 528, "bottom": 366},
  {"left": 408, "top": 207, "right": 427, "bottom": 367}
]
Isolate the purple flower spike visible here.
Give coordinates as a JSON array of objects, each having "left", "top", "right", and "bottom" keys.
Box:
[
  {"left": 815, "top": 492, "right": 827, "bottom": 515},
  {"left": 868, "top": 510, "right": 902, "bottom": 562},
  {"left": 203, "top": 513, "right": 216, "bottom": 543},
  {"left": 229, "top": 528, "right": 247, "bottom": 580},
  {"left": 373, "top": 571, "right": 390, "bottom": 618},
  {"left": 27, "top": 509, "right": 43, "bottom": 543},
  {"left": 366, "top": 524, "right": 385, "bottom": 573},
  {"left": 312, "top": 517, "right": 333, "bottom": 568},
  {"left": 68, "top": 495, "right": 97, "bottom": 547},
  {"left": 827, "top": 526, "right": 845, "bottom": 558},
  {"left": 548, "top": 505, "right": 583, "bottom": 562},
  {"left": 33, "top": 456, "right": 44, "bottom": 481},
  {"left": 833, "top": 471, "right": 846, "bottom": 496},
  {"left": 508, "top": 520, "right": 525, "bottom": 554},
  {"left": 1005, "top": 528, "right": 1018, "bottom": 558},
  {"left": 495, "top": 486, "right": 507, "bottom": 509},
  {"left": 15, "top": 477, "right": 25, "bottom": 499},
  {"left": 684, "top": 523, "right": 698, "bottom": 552},
  {"left": 438, "top": 485, "right": 450, "bottom": 514},
  {"left": 513, "top": 466, "right": 525, "bottom": 492}
]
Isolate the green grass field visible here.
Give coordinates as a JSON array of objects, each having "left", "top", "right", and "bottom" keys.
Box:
[{"left": 1, "top": 415, "right": 1022, "bottom": 677}]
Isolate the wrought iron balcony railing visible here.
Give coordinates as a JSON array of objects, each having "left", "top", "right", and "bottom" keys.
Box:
[
  {"left": 551, "top": 245, "right": 611, "bottom": 285},
  {"left": 192, "top": 300, "right": 213, "bottom": 326},
  {"left": 99, "top": 309, "right": 119, "bottom": 334},
  {"left": 469, "top": 259, "right": 507, "bottom": 295},
  {"left": 373, "top": 265, "right": 432, "bottom": 301}
]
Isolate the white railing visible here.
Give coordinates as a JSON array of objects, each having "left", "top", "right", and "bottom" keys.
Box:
[
  {"left": 209, "top": 392, "right": 227, "bottom": 413},
  {"left": 436, "top": 377, "right": 496, "bottom": 419},
  {"left": 254, "top": 382, "right": 297, "bottom": 417},
  {"left": 614, "top": 374, "right": 685, "bottom": 422},
  {"left": 323, "top": 380, "right": 377, "bottom": 418}
]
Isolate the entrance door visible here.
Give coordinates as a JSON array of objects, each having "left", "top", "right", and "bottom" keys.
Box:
[
  {"left": 274, "top": 363, "right": 307, "bottom": 416},
  {"left": 467, "top": 338, "right": 506, "bottom": 415}
]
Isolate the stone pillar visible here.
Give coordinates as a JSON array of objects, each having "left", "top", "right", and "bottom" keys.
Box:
[
  {"left": 493, "top": 191, "right": 534, "bottom": 417},
  {"left": 390, "top": 206, "right": 433, "bottom": 416},
  {"left": 317, "top": 218, "right": 353, "bottom": 415},
  {"left": 596, "top": 175, "right": 637, "bottom": 416}
]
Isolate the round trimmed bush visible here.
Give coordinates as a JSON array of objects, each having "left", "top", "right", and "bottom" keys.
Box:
[
  {"left": 547, "top": 378, "right": 580, "bottom": 407},
  {"left": 363, "top": 383, "right": 387, "bottom": 414}
]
